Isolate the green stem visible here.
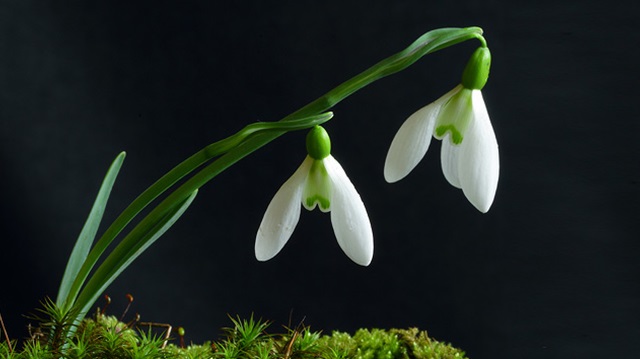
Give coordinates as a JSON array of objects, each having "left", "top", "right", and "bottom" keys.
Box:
[
  {"left": 64, "top": 26, "right": 486, "bottom": 316},
  {"left": 285, "top": 26, "right": 485, "bottom": 120},
  {"left": 149, "top": 27, "right": 487, "bottom": 234},
  {"left": 62, "top": 113, "right": 333, "bottom": 312},
  {"left": 183, "top": 28, "right": 488, "bottom": 190}
]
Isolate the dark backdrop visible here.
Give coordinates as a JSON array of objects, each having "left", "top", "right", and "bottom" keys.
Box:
[{"left": 1, "top": 1, "right": 638, "bottom": 358}]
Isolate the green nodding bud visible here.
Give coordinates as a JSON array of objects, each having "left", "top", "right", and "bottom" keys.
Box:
[
  {"left": 306, "top": 125, "right": 331, "bottom": 160},
  {"left": 461, "top": 46, "right": 491, "bottom": 90}
]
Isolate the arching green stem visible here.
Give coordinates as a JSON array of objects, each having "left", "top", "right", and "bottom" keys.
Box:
[
  {"left": 60, "top": 113, "right": 333, "bottom": 313},
  {"left": 59, "top": 26, "right": 487, "bottom": 324}
]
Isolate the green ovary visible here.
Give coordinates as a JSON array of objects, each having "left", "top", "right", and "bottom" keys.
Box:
[{"left": 306, "top": 125, "right": 332, "bottom": 160}]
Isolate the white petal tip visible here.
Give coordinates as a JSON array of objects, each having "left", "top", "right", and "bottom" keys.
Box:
[
  {"left": 255, "top": 255, "right": 270, "bottom": 262},
  {"left": 342, "top": 240, "right": 374, "bottom": 266},
  {"left": 383, "top": 168, "right": 404, "bottom": 183},
  {"left": 475, "top": 203, "right": 492, "bottom": 214},
  {"left": 462, "top": 175, "right": 497, "bottom": 214},
  {"left": 254, "top": 240, "right": 277, "bottom": 261},
  {"left": 468, "top": 192, "right": 496, "bottom": 213},
  {"left": 353, "top": 255, "right": 373, "bottom": 266},
  {"left": 255, "top": 235, "right": 279, "bottom": 262}
]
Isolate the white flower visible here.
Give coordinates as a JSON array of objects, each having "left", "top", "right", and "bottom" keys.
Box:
[
  {"left": 256, "top": 127, "right": 373, "bottom": 266},
  {"left": 384, "top": 84, "right": 499, "bottom": 212},
  {"left": 384, "top": 46, "right": 499, "bottom": 213}
]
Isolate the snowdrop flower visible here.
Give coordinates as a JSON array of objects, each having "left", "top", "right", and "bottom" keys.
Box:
[
  {"left": 256, "top": 125, "right": 373, "bottom": 266},
  {"left": 384, "top": 46, "right": 499, "bottom": 213}
]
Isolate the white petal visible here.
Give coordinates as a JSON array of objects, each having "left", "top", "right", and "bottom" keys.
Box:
[
  {"left": 440, "top": 134, "right": 462, "bottom": 188},
  {"left": 458, "top": 91, "right": 499, "bottom": 213},
  {"left": 384, "top": 86, "right": 461, "bottom": 183},
  {"left": 255, "top": 157, "right": 312, "bottom": 261},
  {"left": 324, "top": 156, "right": 374, "bottom": 266}
]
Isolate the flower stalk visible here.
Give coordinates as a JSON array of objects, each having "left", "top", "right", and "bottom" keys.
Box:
[{"left": 54, "top": 26, "right": 491, "bottom": 337}]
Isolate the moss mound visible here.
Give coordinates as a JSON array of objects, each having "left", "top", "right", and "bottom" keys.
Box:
[{"left": 1, "top": 314, "right": 467, "bottom": 359}]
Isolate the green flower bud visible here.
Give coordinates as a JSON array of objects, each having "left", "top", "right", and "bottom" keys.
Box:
[
  {"left": 461, "top": 47, "right": 491, "bottom": 90},
  {"left": 306, "top": 125, "right": 331, "bottom": 160}
]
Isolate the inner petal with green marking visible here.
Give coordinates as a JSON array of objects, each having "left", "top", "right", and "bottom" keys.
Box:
[
  {"left": 434, "top": 88, "right": 474, "bottom": 145},
  {"left": 302, "top": 159, "right": 332, "bottom": 212}
]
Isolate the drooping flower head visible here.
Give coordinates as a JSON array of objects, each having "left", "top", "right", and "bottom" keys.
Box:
[
  {"left": 384, "top": 46, "right": 499, "bottom": 213},
  {"left": 256, "top": 125, "right": 374, "bottom": 266}
]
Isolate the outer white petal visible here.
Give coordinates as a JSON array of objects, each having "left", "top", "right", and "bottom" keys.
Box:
[
  {"left": 324, "top": 156, "right": 374, "bottom": 266},
  {"left": 384, "top": 86, "right": 461, "bottom": 183},
  {"left": 457, "top": 91, "right": 499, "bottom": 213},
  {"left": 255, "top": 157, "right": 312, "bottom": 261},
  {"left": 440, "top": 134, "right": 462, "bottom": 188}
]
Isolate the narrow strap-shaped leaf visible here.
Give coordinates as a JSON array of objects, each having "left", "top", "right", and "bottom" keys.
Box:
[
  {"left": 73, "top": 189, "right": 199, "bottom": 318},
  {"left": 56, "top": 152, "right": 126, "bottom": 308},
  {"left": 60, "top": 26, "right": 486, "bottom": 319},
  {"left": 62, "top": 113, "right": 332, "bottom": 312}
]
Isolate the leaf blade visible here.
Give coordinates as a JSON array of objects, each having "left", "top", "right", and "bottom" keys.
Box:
[
  {"left": 73, "top": 189, "right": 198, "bottom": 319},
  {"left": 56, "top": 152, "right": 126, "bottom": 308}
]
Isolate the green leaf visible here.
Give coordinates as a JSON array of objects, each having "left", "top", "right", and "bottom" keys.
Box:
[
  {"left": 73, "top": 189, "right": 198, "bottom": 319},
  {"left": 56, "top": 152, "right": 126, "bottom": 309},
  {"left": 62, "top": 113, "right": 333, "bottom": 313}
]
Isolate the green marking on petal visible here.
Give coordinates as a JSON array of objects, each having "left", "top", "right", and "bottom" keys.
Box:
[
  {"left": 434, "top": 89, "right": 474, "bottom": 144},
  {"left": 305, "top": 195, "right": 331, "bottom": 211},
  {"left": 302, "top": 159, "right": 332, "bottom": 212},
  {"left": 435, "top": 125, "right": 463, "bottom": 144}
]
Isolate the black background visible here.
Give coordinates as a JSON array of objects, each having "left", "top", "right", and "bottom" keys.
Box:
[{"left": 1, "top": 1, "right": 639, "bottom": 358}]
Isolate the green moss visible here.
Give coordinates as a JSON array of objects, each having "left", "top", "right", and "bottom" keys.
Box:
[
  {"left": 318, "top": 328, "right": 467, "bottom": 359},
  {"left": 1, "top": 313, "right": 467, "bottom": 359}
]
